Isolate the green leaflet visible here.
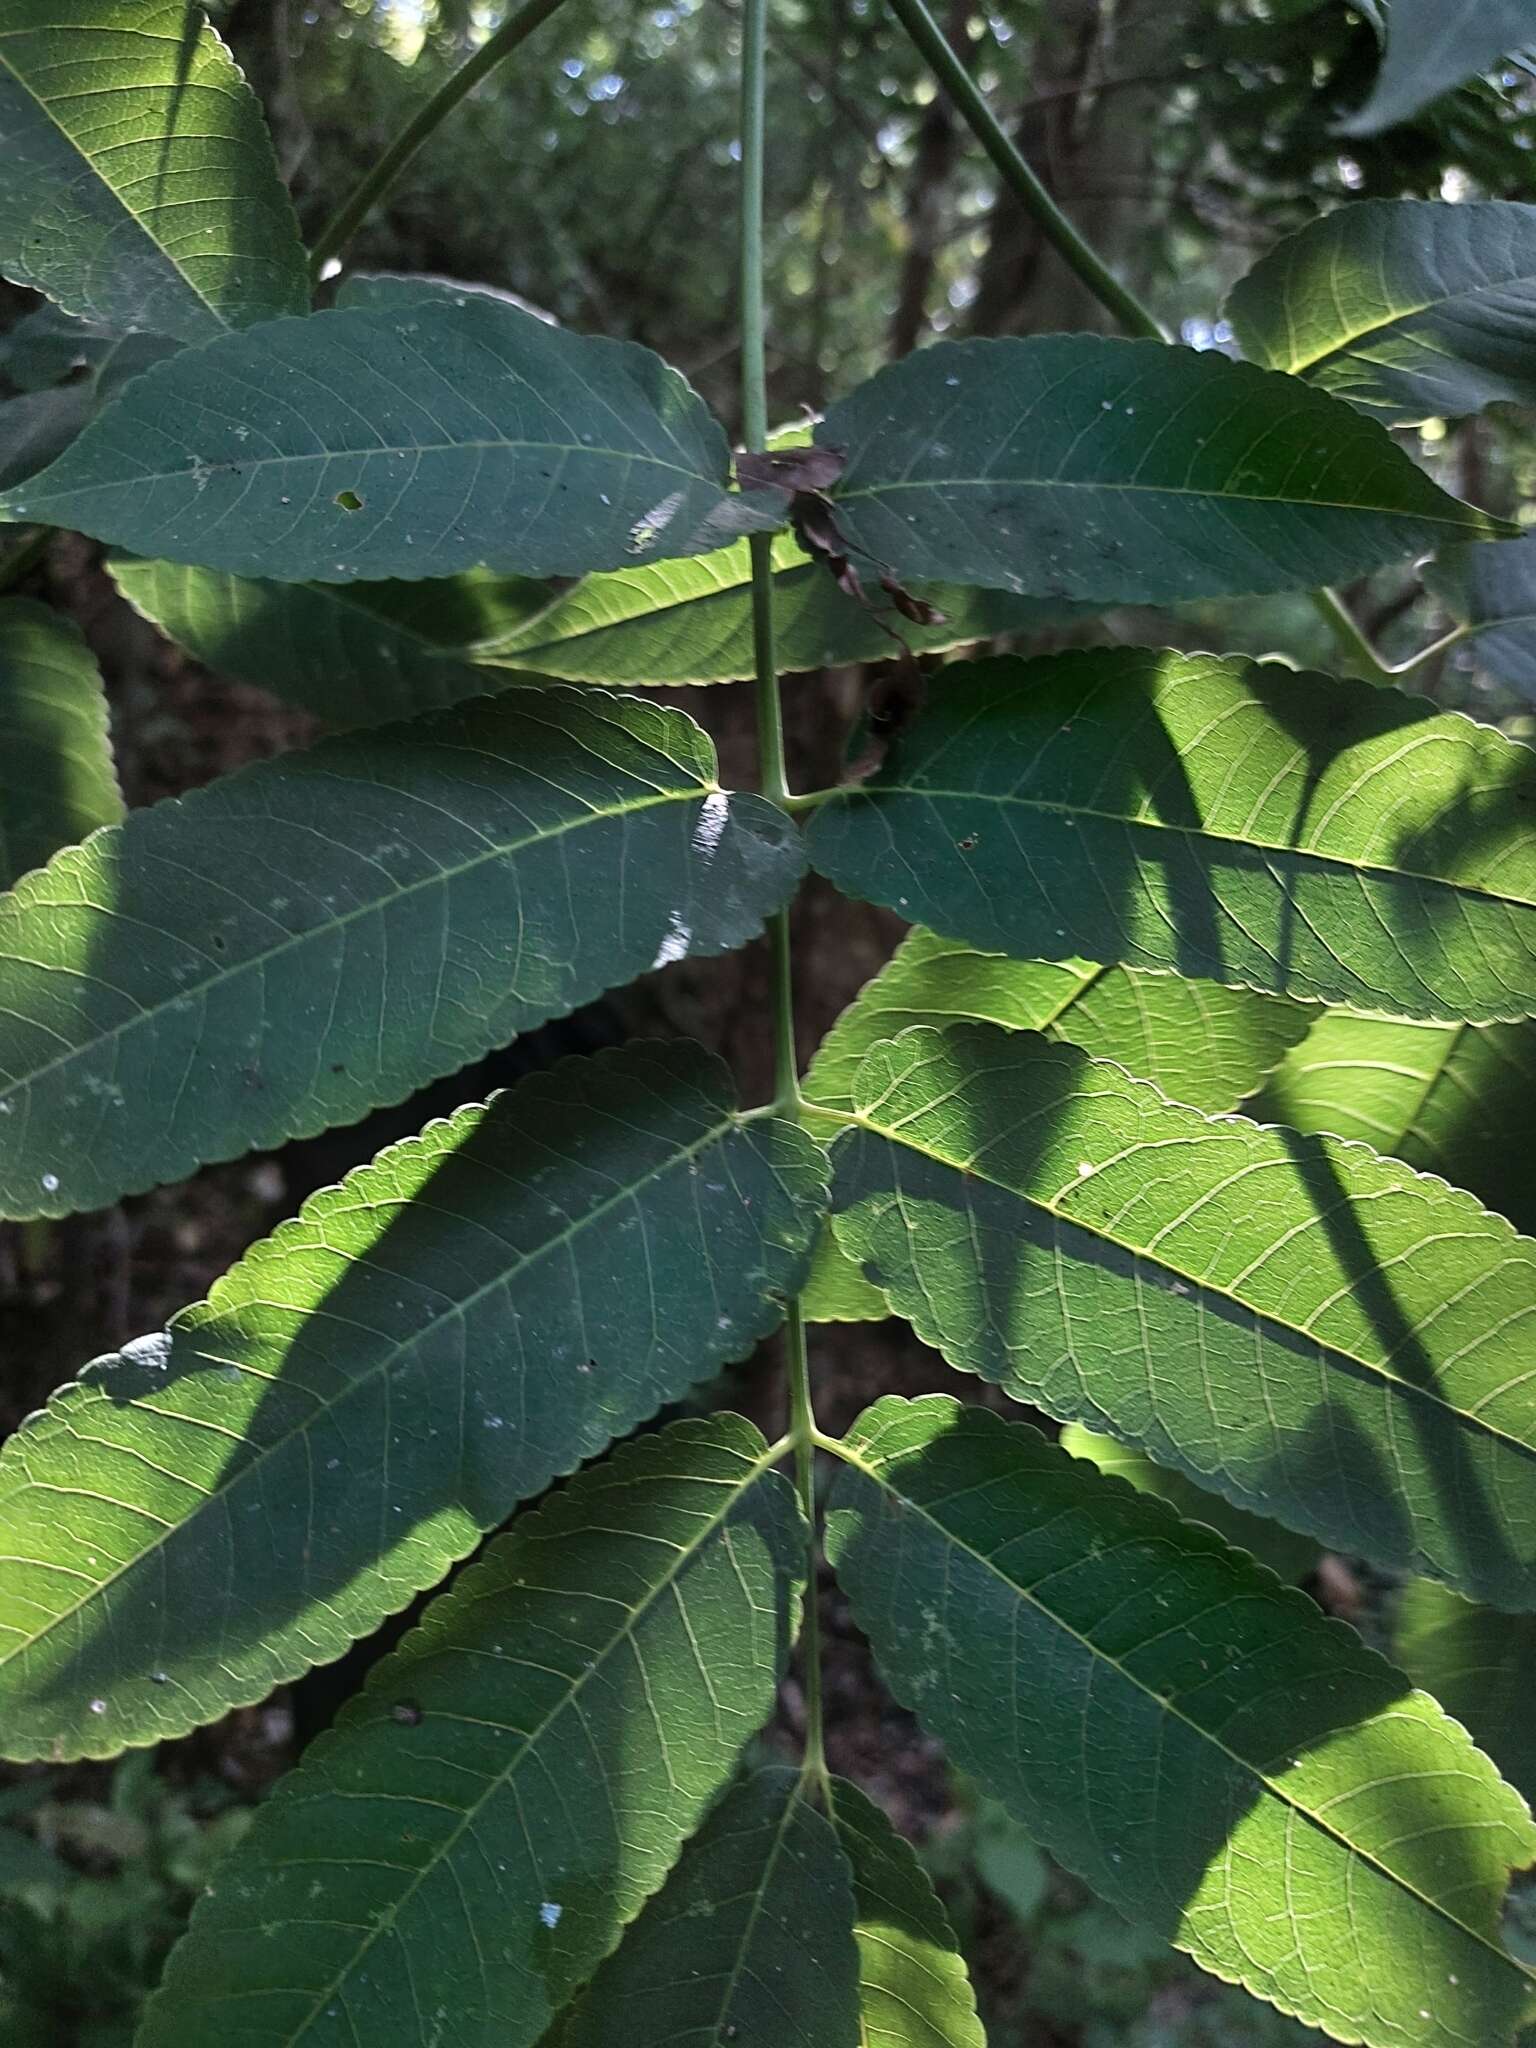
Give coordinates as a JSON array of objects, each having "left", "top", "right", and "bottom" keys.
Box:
[
  {"left": 0, "top": 0, "right": 306, "bottom": 343},
  {"left": 799, "top": 926, "right": 1310, "bottom": 1326},
  {"left": 0, "top": 299, "right": 784, "bottom": 583},
  {"left": 138, "top": 1417, "right": 804, "bottom": 2048},
  {"left": 804, "top": 928, "right": 1310, "bottom": 1124},
  {"left": 1426, "top": 530, "right": 1536, "bottom": 699},
  {"left": 829, "top": 1023, "right": 1536, "bottom": 1606},
  {"left": 0, "top": 327, "right": 179, "bottom": 492},
  {"left": 106, "top": 540, "right": 1056, "bottom": 723},
  {"left": 1227, "top": 200, "right": 1536, "bottom": 427},
  {"left": 555, "top": 1768, "right": 861, "bottom": 2048},
  {"left": 1057, "top": 1424, "right": 1318, "bottom": 1583},
  {"left": 1395, "top": 1580, "right": 1536, "bottom": 1803},
  {"left": 477, "top": 532, "right": 1074, "bottom": 684},
  {"left": 0, "top": 686, "right": 804, "bottom": 1216},
  {"left": 825, "top": 1778, "right": 985, "bottom": 2048},
  {"left": 826, "top": 1396, "right": 1536, "bottom": 2048},
  {"left": 804, "top": 649, "right": 1536, "bottom": 1023},
  {"left": 107, "top": 556, "right": 539, "bottom": 725},
  {"left": 333, "top": 270, "right": 548, "bottom": 317},
  {"left": 810, "top": 335, "right": 1509, "bottom": 605},
  {"left": 1251, "top": 1008, "right": 1536, "bottom": 1237},
  {"left": 0, "top": 598, "right": 121, "bottom": 887},
  {"left": 0, "top": 1040, "right": 825, "bottom": 1760},
  {"left": 799, "top": 1227, "right": 891, "bottom": 1325},
  {"left": 1339, "top": 0, "right": 1535, "bottom": 135}
]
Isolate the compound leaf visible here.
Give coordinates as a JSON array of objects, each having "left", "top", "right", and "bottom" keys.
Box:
[
  {"left": 805, "top": 649, "right": 1536, "bottom": 1024},
  {"left": 139, "top": 1415, "right": 803, "bottom": 2048},
  {"left": 826, "top": 1395, "right": 1536, "bottom": 2048},
  {"left": 1228, "top": 200, "right": 1536, "bottom": 427},
  {"left": 800, "top": 926, "right": 1309, "bottom": 1326},
  {"left": 812, "top": 336, "right": 1507, "bottom": 604},
  {"left": 477, "top": 532, "right": 1073, "bottom": 685},
  {"left": 0, "top": 299, "right": 784, "bottom": 582},
  {"left": 1395, "top": 1580, "right": 1536, "bottom": 1803},
  {"left": 0, "top": 596, "right": 121, "bottom": 886},
  {"left": 555, "top": 1767, "right": 861, "bottom": 2048},
  {"left": 830, "top": 1023, "right": 1536, "bottom": 1606},
  {"left": 1339, "top": 0, "right": 1536, "bottom": 136},
  {"left": 825, "top": 1777, "right": 985, "bottom": 2048},
  {"left": 0, "top": 0, "right": 306, "bottom": 343},
  {"left": 0, "top": 686, "right": 804, "bottom": 1216},
  {"left": 1251, "top": 1008, "right": 1536, "bottom": 1236},
  {"left": 0, "top": 1040, "right": 825, "bottom": 1760}
]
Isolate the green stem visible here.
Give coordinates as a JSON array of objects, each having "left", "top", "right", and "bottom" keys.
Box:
[
  {"left": 880, "top": 0, "right": 1427, "bottom": 685},
  {"left": 0, "top": 527, "right": 51, "bottom": 595},
  {"left": 740, "top": 0, "right": 825, "bottom": 1791},
  {"left": 1307, "top": 587, "right": 1394, "bottom": 684},
  {"left": 782, "top": 784, "right": 837, "bottom": 816},
  {"left": 307, "top": 0, "right": 571, "bottom": 282},
  {"left": 881, "top": 0, "right": 1167, "bottom": 343},
  {"left": 785, "top": 1301, "right": 829, "bottom": 1791},
  {"left": 1386, "top": 621, "right": 1473, "bottom": 678}
]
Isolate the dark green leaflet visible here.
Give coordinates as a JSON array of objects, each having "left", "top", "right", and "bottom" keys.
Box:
[
  {"left": 138, "top": 1418, "right": 805, "bottom": 2048},
  {"left": 0, "top": 597, "right": 121, "bottom": 886},
  {"left": 831, "top": 1023, "right": 1536, "bottom": 1605},
  {"left": 0, "top": 1040, "right": 825, "bottom": 1760},
  {"left": 1228, "top": 200, "right": 1536, "bottom": 426},
  {"left": 0, "top": 0, "right": 307, "bottom": 342},
  {"left": 827, "top": 1396, "right": 1536, "bottom": 2048},
  {"left": 0, "top": 686, "right": 804, "bottom": 1215},
  {"left": 813, "top": 335, "right": 1508, "bottom": 605},
  {"left": 555, "top": 1769, "right": 862, "bottom": 2048},
  {"left": 0, "top": 298, "right": 784, "bottom": 582},
  {"left": 806, "top": 649, "right": 1536, "bottom": 1023}
]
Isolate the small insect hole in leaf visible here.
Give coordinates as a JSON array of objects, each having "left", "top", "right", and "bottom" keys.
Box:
[{"left": 334, "top": 489, "right": 365, "bottom": 512}]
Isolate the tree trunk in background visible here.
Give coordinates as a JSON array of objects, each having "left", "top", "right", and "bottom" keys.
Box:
[
  {"left": 970, "top": 0, "right": 1171, "bottom": 337},
  {"left": 889, "top": 0, "right": 970, "bottom": 356},
  {"left": 222, "top": 0, "right": 310, "bottom": 184}
]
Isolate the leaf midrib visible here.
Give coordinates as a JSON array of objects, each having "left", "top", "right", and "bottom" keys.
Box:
[
  {"left": 278, "top": 1440, "right": 785, "bottom": 2048},
  {"left": 704, "top": 1778, "right": 808, "bottom": 2040},
  {"left": 1278, "top": 267, "right": 1536, "bottom": 381},
  {"left": 0, "top": 771, "right": 706, "bottom": 1101},
  {"left": 24, "top": 435, "right": 724, "bottom": 500},
  {"left": 827, "top": 781, "right": 1536, "bottom": 914},
  {"left": 837, "top": 1433, "right": 1534, "bottom": 1986},
  {"left": 0, "top": 1104, "right": 758, "bottom": 1673},
  {"left": 831, "top": 472, "right": 1487, "bottom": 529},
  {"left": 492, "top": 538, "right": 810, "bottom": 661},
  {"left": 0, "top": 35, "right": 222, "bottom": 335},
  {"left": 829, "top": 1101, "right": 1536, "bottom": 1471}
]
